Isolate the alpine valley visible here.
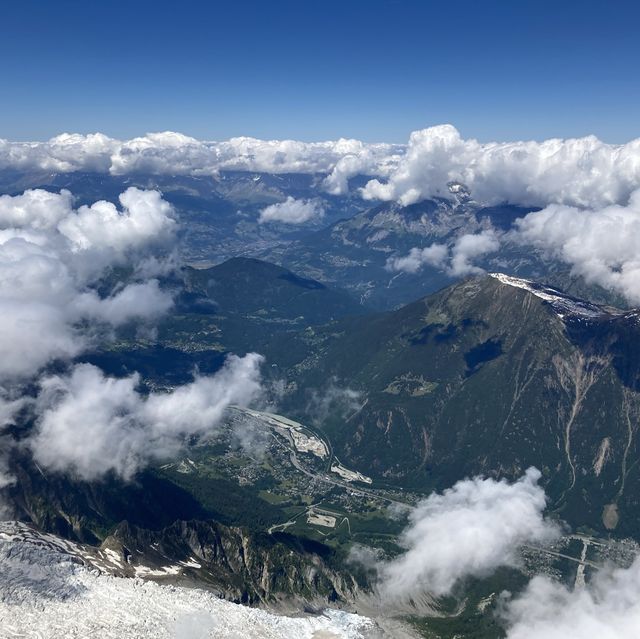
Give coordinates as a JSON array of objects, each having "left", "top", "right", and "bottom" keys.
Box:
[{"left": 1, "top": 164, "right": 640, "bottom": 639}]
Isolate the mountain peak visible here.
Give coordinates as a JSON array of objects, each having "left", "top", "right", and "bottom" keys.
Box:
[
  {"left": 489, "top": 272, "right": 607, "bottom": 320},
  {"left": 447, "top": 180, "right": 472, "bottom": 204}
]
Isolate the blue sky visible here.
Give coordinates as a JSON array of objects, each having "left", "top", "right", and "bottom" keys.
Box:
[{"left": 1, "top": 0, "right": 639, "bottom": 142}]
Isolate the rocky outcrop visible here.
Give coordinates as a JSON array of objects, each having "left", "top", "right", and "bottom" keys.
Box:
[{"left": 102, "top": 520, "right": 366, "bottom": 605}]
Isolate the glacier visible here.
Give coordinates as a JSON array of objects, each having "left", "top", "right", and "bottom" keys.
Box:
[{"left": 0, "top": 523, "right": 382, "bottom": 639}]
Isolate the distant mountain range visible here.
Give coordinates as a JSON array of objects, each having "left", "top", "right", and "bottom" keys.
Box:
[
  {"left": 263, "top": 197, "right": 626, "bottom": 310},
  {"left": 0, "top": 168, "right": 625, "bottom": 311}
]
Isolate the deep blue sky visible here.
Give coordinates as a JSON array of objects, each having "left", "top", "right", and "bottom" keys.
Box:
[{"left": 1, "top": 0, "right": 639, "bottom": 143}]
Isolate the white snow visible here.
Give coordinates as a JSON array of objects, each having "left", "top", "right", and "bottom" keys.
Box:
[
  {"left": 180, "top": 558, "right": 203, "bottom": 569},
  {"left": 102, "top": 547, "right": 126, "bottom": 568},
  {"left": 489, "top": 273, "right": 606, "bottom": 319},
  {"left": 133, "top": 564, "right": 183, "bottom": 578},
  {"left": 0, "top": 525, "right": 379, "bottom": 639}
]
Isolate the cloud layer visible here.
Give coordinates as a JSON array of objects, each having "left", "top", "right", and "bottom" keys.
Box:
[
  {"left": 259, "top": 197, "right": 325, "bottom": 224},
  {"left": 30, "top": 355, "right": 263, "bottom": 481},
  {"left": 3, "top": 126, "right": 639, "bottom": 208},
  {"left": 0, "top": 180, "right": 267, "bottom": 515},
  {"left": 502, "top": 558, "right": 640, "bottom": 639},
  {"left": 0, "top": 132, "right": 400, "bottom": 193},
  {"left": 0, "top": 183, "right": 268, "bottom": 494},
  {"left": 512, "top": 189, "right": 640, "bottom": 303},
  {"left": 376, "top": 468, "right": 559, "bottom": 599},
  {"left": 0, "top": 187, "right": 175, "bottom": 380},
  {"left": 363, "top": 125, "right": 640, "bottom": 208},
  {"left": 386, "top": 230, "right": 500, "bottom": 277}
]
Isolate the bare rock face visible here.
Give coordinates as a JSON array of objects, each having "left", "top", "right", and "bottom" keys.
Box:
[{"left": 102, "top": 519, "right": 365, "bottom": 605}]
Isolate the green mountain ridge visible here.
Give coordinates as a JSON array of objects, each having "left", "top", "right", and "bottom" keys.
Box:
[
  {"left": 274, "top": 274, "right": 640, "bottom": 537},
  {"left": 183, "top": 257, "right": 365, "bottom": 325},
  {"left": 89, "top": 265, "right": 640, "bottom": 538}
]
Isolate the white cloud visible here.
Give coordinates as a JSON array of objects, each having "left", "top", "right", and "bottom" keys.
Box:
[
  {"left": 375, "top": 468, "right": 559, "bottom": 599},
  {"left": 58, "top": 188, "right": 175, "bottom": 255},
  {"left": 512, "top": 189, "right": 640, "bottom": 303},
  {"left": 0, "top": 132, "right": 399, "bottom": 186},
  {"left": 502, "top": 558, "right": 640, "bottom": 639},
  {"left": 0, "top": 187, "right": 176, "bottom": 381},
  {"left": 109, "top": 132, "right": 217, "bottom": 176},
  {"left": 2, "top": 128, "right": 639, "bottom": 210},
  {"left": 111, "top": 134, "right": 400, "bottom": 180},
  {"left": 385, "top": 244, "right": 448, "bottom": 274},
  {"left": 71, "top": 280, "right": 173, "bottom": 326},
  {"left": 449, "top": 230, "right": 501, "bottom": 276},
  {"left": 0, "top": 188, "right": 75, "bottom": 229},
  {"left": 0, "top": 133, "right": 117, "bottom": 173},
  {"left": 258, "top": 196, "right": 325, "bottom": 224},
  {"left": 387, "top": 230, "right": 500, "bottom": 277},
  {"left": 0, "top": 301, "right": 82, "bottom": 379},
  {"left": 30, "top": 354, "right": 264, "bottom": 481},
  {"left": 0, "top": 394, "right": 26, "bottom": 429},
  {"left": 362, "top": 124, "right": 640, "bottom": 208},
  {"left": 0, "top": 184, "right": 267, "bottom": 510},
  {"left": 322, "top": 144, "right": 404, "bottom": 195}
]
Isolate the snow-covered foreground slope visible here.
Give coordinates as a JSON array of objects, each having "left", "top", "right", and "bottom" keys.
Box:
[{"left": 0, "top": 527, "right": 382, "bottom": 639}]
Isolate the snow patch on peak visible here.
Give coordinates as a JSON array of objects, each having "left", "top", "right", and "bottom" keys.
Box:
[
  {"left": 447, "top": 180, "right": 472, "bottom": 203},
  {"left": 489, "top": 273, "right": 606, "bottom": 319}
]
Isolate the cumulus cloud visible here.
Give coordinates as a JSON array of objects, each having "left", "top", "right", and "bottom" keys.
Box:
[
  {"left": 258, "top": 197, "right": 325, "bottom": 224},
  {"left": 374, "top": 468, "right": 559, "bottom": 600},
  {"left": 0, "top": 132, "right": 399, "bottom": 186},
  {"left": 58, "top": 188, "right": 175, "bottom": 256},
  {"left": 501, "top": 558, "right": 640, "bottom": 639},
  {"left": 386, "top": 244, "right": 448, "bottom": 274},
  {"left": 2, "top": 127, "right": 639, "bottom": 209},
  {"left": 0, "top": 133, "right": 117, "bottom": 173},
  {"left": 0, "top": 188, "right": 75, "bottom": 229},
  {"left": 449, "top": 230, "right": 501, "bottom": 276},
  {"left": 208, "top": 136, "right": 399, "bottom": 180},
  {"left": 322, "top": 144, "right": 404, "bottom": 195},
  {"left": 387, "top": 230, "right": 500, "bottom": 277},
  {"left": 30, "top": 354, "right": 264, "bottom": 481},
  {"left": 109, "top": 132, "right": 215, "bottom": 176},
  {"left": 0, "top": 183, "right": 267, "bottom": 498},
  {"left": 512, "top": 189, "right": 640, "bottom": 303},
  {"left": 72, "top": 280, "right": 173, "bottom": 326},
  {"left": 0, "top": 187, "right": 176, "bottom": 380},
  {"left": 0, "top": 302, "right": 82, "bottom": 380},
  {"left": 362, "top": 124, "right": 640, "bottom": 208}
]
